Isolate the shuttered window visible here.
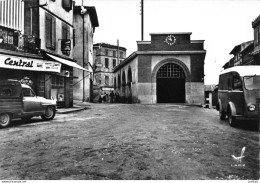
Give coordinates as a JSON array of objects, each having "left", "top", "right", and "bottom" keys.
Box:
[
  {"left": 0, "top": 0, "right": 24, "bottom": 31},
  {"left": 62, "top": 22, "right": 70, "bottom": 39},
  {"left": 45, "top": 12, "right": 56, "bottom": 49}
]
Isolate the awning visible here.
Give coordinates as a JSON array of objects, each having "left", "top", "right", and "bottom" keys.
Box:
[
  {"left": 0, "top": 54, "right": 61, "bottom": 73},
  {"left": 46, "top": 53, "right": 87, "bottom": 71}
]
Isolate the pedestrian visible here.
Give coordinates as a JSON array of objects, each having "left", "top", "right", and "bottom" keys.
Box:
[
  {"left": 103, "top": 92, "right": 107, "bottom": 103},
  {"left": 115, "top": 91, "right": 120, "bottom": 103},
  {"left": 109, "top": 91, "right": 114, "bottom": 103},
  {"left": 98, "top": 89, "right": 103, "bottom": 103},
  {"left": 106, "top": 93, "right": 109, "bottom": 103}
]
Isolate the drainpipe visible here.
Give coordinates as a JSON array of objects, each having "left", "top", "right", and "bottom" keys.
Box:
[{"left": 81, "top": 1, "right": 86, "bottom": 102}]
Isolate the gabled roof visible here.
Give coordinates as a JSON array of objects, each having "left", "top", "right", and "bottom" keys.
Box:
[{"left": 229, "top": 40, "right": 253, "bottom": 55}]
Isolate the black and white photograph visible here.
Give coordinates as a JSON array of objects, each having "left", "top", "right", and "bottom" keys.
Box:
[{"left": 0, "top": 0, "right": 259, "bottom": 181}]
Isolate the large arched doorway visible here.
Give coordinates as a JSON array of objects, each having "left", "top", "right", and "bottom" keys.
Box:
[{"left": 156, "top": 63, "right": 186, "bottom": 103}]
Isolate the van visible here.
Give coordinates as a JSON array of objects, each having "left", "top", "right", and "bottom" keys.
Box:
[
  {"left": 218, "top": 66, "right": 260, "bottom": 126},
  {"left": 0, "top": 80, "right": 57, "bottom": 128}
]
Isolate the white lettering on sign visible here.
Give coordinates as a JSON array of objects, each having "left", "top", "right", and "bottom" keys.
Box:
[{"left": 0, "top": 54, "right": 61, "bottom": 73}]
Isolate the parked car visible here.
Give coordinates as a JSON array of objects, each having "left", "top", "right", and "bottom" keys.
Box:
[
  {"left": 217, "top": 66, "right": 260, "bottom": 127},
  {"left": 0, "top": 79, "right": 57, "bottom": 128}
]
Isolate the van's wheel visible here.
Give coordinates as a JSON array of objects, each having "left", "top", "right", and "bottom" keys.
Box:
[
  {"left": 41, "top": 106, "right": 56, "bottom": 121},
  {"left": 219, "top": 111, "right": 226, "bottom": 120},
  {"left": 228, "top": 110, "right": 236, "bottom": 127},
  {"left": 0, "top": 113, "right": 12, "bottom": 128}
]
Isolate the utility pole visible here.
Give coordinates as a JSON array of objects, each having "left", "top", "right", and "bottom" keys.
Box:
[
  {"left": 141, "top": 0, "right": 144, "bottom": 41},
  {"left": 82, "top": 0, "right": 85, "bottom": 102}
]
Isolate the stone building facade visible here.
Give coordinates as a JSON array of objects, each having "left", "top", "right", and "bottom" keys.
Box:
[
  {"left": 93, "top": 43, "right": 126, "bottom": 101},
  {"left": 223, "top": 14, "right": 260, "bottom": 69},
  {"left": 0, "top": 0, "right": 85, "bottom": 108},
  {"left": 73, "top": 6, "right": 99, "bottom": 102},
  {"left": 113, "top": 32, "right": 206, "bottom": 105},
  {"left": 251, "top": 14, "right": 260, "bottom": 65}
]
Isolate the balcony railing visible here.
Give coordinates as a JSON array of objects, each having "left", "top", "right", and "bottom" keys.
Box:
[
  {"left": 0, "top": 32, "right": 41, "bottom": 55},
  {"left": 23, "top": 35, "right": 41, "bottom": 55}
]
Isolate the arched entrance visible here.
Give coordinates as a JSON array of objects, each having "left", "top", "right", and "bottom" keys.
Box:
[
  {"left": 156, "top": 63, "right": 186, "bottom": 103},
  {"left": 127, "top": 67, "right": 132, "bottom": 103}
]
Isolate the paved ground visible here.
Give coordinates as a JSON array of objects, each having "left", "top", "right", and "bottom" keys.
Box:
[{"left": 0, "top": 103, "right": 259, "bottom": 180}]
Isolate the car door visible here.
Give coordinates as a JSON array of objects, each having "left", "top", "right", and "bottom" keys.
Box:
[
  {"left": 229, "top": 73, "right": 244, "bottom": 115},
  {"left": 22, "top": 87, "right": 42, "bottom": 114}
]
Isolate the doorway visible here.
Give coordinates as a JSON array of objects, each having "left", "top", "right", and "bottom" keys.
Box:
[{"left": 156, "top": 63, "right": 185, "bottom": 103}]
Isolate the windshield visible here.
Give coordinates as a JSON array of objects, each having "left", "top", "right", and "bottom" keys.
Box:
[{"left": 244, "top": 75, "right": 260, "bottom": 90}]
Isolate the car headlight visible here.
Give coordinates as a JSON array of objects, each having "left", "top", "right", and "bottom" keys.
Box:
[{"left": 248, "top": 104, "right": 256, "bottom": 111}]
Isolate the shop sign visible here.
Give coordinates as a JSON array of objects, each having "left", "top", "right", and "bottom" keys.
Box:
[{"left": 0, "top": 54, "right": 61, "bottom": 73}]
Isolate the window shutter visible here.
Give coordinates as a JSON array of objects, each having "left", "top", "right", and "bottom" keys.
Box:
[
  {"left": 45, "top": 13, "right": 51, "bottom": 48},
  {"left": 67, "top": 25, "right": 70, "bottom": 40},
  {"left": 62, "top": 23, "right": 66, "bottom": 39},
  {"left": 51, "top": 17, "right": 56, "bottom": 49}
]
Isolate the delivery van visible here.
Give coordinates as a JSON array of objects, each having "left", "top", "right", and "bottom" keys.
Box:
[
  {"left": 0, "top": 79, "right": 57, "bottom": 128},
  {"left": 218, "top": 66, "right": 260, "bottom": 126}
]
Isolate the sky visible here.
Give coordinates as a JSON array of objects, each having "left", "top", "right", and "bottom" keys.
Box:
[{"left": 75, "top": 0, "right": 260, "bottom": 84}]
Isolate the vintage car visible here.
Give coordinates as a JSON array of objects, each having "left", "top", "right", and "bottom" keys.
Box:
[{"left": 0, "top": 79, "right": 57, "bottom": 128}]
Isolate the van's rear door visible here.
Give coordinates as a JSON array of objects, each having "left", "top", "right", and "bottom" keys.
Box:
[{"left": 0, "top": 80, "right": 23, "bottom": 117}]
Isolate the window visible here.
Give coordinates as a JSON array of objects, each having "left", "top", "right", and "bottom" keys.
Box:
[
  {"left": 52, "top": 75, "right": 64, "bottom": 87},
  {"left": 157, "top": 63, "right": 185, "bottom": 78},
  {"left": 105, "top": 49, "right": 108, "bottom": 56},
  {"left": 232, "top": 75, "right": 242, "bottom": 91},
  {"left": 120, "top": 51, "right": 123, "bottom": 58},
  {"left": 62, "top": 0, "right": 72, "bottom": 11},
  {"left": 113, "top": 59, "right": 116, "bottom": 68},
  {"left": 113, "top": 50, "right": 116, "bottom": 57},
  {"left": 105, "top": 76, "right": 109, "bottom": 85},
  {"left": 62, "top": 23, "right": 70, "bottom": 41},
  {"left": 61, "top": 22, "right": 70, "bottom": 55},
  {"left": 105, "top": 58, "right": 109, "bottom": 68},
  {"left": 254, "top": 26, "right": 260, "bottom": 46},
  {"left": 45, "top": 13, "right": 56, "bottom": 49},
  {"left": 22, "top": 88, "right": 35, "bottom": 97}
]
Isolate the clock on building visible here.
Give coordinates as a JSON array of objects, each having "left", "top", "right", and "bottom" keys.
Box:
[{"left": 164, "top": 35, "right": 176, "bottom": 45}]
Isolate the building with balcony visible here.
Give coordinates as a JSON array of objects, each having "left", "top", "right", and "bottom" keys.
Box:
[
  {"left": 93, "top": 43, "right": 126, "bottom": 102},
  {"left": 222, "top": 14, "right": 260, "bottom": 69},
  {"left": 0, "top": 0, "right": 86, "bottom": 108},
  {"left": 73, "top": 6, "right": 99, "bottom": 102},
  {"left": 251, "top": 14, "right": 260, "bottom": 65}
]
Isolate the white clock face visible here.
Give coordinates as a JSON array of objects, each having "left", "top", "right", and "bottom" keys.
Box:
[{"left": 164, "top": 35, "right": 176, "bottom": 45}]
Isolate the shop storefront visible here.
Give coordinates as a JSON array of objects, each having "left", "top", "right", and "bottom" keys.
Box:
[{"left": 0, "top": 52, "right": 85, "bottom": 108}]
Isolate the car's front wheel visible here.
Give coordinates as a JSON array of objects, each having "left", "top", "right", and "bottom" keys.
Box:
[
  {"left": 41, "top": 106, "right": 56, "bottom": 121},
  {"left": 0, "top": 113, "right": 12, "bottom": 128}
]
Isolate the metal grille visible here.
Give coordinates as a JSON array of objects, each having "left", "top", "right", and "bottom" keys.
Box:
[{"left": 157, "top": 63, "right": 185, "bottom": 78}]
